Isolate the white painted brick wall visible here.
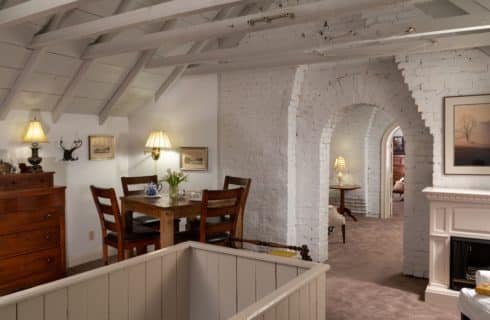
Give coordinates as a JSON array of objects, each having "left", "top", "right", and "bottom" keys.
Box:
[{"left": 396, "top": 49, "right": 490, "bottom": 189}]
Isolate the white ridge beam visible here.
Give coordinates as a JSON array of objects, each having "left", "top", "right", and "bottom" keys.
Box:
[
  {"left": 186, "top": 32, "right": 490, "bottom": 74},
  {"left": 0, "top": 0, "right": 81, "bottom": 27},
  {"left": 83, "top": 0, "right": 424, "bottom": 59},
  {"left": 31, "top": 0, "right": 256, "bottom": 49},
  {"left": 147, "top": 12, "right": 490, "bottom": 68}
]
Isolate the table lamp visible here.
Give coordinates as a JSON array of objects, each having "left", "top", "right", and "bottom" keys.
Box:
[
  {"left": 334, "top": 156, "right": 346, "bottom": 185},
  {"left": 23, "top": 117, "right": 48, "bottom": 172}
]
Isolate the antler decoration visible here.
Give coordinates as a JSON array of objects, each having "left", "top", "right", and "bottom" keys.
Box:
[{"left": 60, "top": 138, "right": 83, "bottom": 161}]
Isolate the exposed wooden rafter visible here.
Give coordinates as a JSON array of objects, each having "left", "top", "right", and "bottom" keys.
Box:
[
  {"left": 149, "top": 0, "right": 274, "bottom": 101},
  {"left": 52, "top": 0, "right": 134, "bottom": 123},
  {"left": 147, "top": 12, "right": 490, "bottom": 68},
  {"left": 0, "top": 0, "right": 80, "bottom": 27},
  {"left": 153, "top": 4, "right": 248, "bottom": 101},
  {"left": 97, "top": 19, "right": 178, "bottom": 125},
  {"left": 83, "top": 0, "right": 424, "bottom": 59},
  {"left": 0, "top": 12, "right": 74, "bottom": 120},
  {"left": 30, "top": 0, "right": 257, "bottom": 49},
  {"left": 185, "top": 31, "right": 490, "bottom": 74},
  {"left": 448, "top": 0, "right": 488, "bottom": 13}
]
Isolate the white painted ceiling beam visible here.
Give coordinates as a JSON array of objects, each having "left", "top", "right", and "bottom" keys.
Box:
[
  {"left": 476, "top": 0, "right": 490, "bottom": 10},
  {"left": 448, "top": 0, "right": 488, "bottom": 13},
  {"left": 153, "top": 5, "right": 242, "bottom": 101},
  {"left": 97, "top": 19, "right": 179, "bottom": 124},
  {"left": 31, "top": 0, "right": 257, "bottom": 49},
  {"left": 186, "top": 32, "right": 490, "bottom": 74},
  {"left": 83, "top": 0, "right": 423, "bottom": 59},
  {"left": 52, "top": 0, "right": 135, "bottom": 123},
  {"left": 0, "top": 0, "right": 81, "bottom": 27},
  {"left": 147, "top": 12, "right": 490, "bottom": 68}
]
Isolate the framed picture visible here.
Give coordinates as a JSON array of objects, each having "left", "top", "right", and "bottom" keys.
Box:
[
  {"left": 393, "top": 136, "right": 405, "bottom": 155},
  {"left": 180, "top": 147, "right": 208, "bottom": 171},
  {"left": 445, "top": 94, "right": 490, "bottom": 174},
  {"left": 89, "top": 135, "right": 115, "bottom": 160}
]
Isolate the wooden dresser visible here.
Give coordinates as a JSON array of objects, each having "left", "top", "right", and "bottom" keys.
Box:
[{"left": 0, "top": 172, "right": 66, "bottom": 295}]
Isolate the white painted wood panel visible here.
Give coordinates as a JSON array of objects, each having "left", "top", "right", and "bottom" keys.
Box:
[
  {"left": 68, "top": 282, "right": 88, "bottom": 320},
  {"left": 146, "top": 258, "right": 163, "bottom": 320},
  {"left": 316, "top": 275, "right": 326, "bottom": 320},
  {"left": 176, "top": 249, "right": 190, "bottom": 320},
  {"left": 162, "top": 252, "right": 178, "bottom": 320},
  {"left": 237, "top": 257, "right": 256, "bottom": 312},
  {"left": 309, "top": 280, "right": 318, "bottom": 320},
  {"left": 218, "top": 254, "right": 237, "bottom": 320},
  {"left": 109, "top": 268, "right": 129, "bottom": 320},
  {"left": 190, "top": 249, "right": 208, "bottom": 320},
  {"left": 288, "top": 291, "right": 300, "bottom": 320},
  {"left": 18, "top": 296, "right": 43, "bottom": 320},
  {"left": 206, "top": 252, "right": 220, "bottom": 320},
  {"left": 87, "top": 275, "right": 109, "bottom": 320},
  {"left": 45, "top": 288, "right": 68, "bottom": 320},
  {"left": 0, "top": 304, "right": 16, "bottom": 320},
  {"left": 299, "top": 284, "right": 310, "bottom": 320},
  {"left": 129, "top": 263, "right": 146, "bottom": 320},
  {"left": 255, "top": 261, "right": 276, "bottom": 300}
]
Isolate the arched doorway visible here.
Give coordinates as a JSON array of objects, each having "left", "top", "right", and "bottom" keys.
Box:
[{"left": 380, "top": 123, "right": 401, "bottom": 219}]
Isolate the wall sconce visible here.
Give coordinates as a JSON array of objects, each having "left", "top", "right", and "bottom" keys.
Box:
[
  {"left": 334, "top": 156, "right": 346, "bottom": 185},
  {"left": 145, "top": 131, "right": 172, "bottom": 161},
  {"left": 23, "top": 117, "right": 48, "bottom": 172}
]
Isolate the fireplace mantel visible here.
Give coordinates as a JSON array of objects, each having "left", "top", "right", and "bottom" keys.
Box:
[
  {"left": 423, "top": 187, "right": 490, "bottom": 313},
  {"left": 424, "top": 187, "right": 490, "bottom": 204}
]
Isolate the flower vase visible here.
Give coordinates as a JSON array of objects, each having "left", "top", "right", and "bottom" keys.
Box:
[{"left": 169, "top": 184, "right": 179, "bottom": 200}]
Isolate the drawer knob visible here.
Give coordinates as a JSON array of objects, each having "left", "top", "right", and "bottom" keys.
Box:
[
  {"left": 45, "top": 234, "right": 51, "bottom": 240},
  {"left": 47, "top": 257, "right": 53, "bottom": 263},
  {"left": 45, "top": 213, "right": 53, "bottom": 219}
]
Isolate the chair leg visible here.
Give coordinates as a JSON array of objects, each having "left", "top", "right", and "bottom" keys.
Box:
[
  {"left": 341, "top": 225, "right": 346, "bottom": 244},
  {"left": 461, "top": 314, "right": 470, "bottom": 320},
  {"left": 136, "top": 246, "right": 147, "bottom": 255},
  {"left": 155, "top": 241, "right": 161, "bottom": 250},
  {"left": 117, "top": 248, "right": 125, "bottom": 262},
  {"left": 102, "top": 244, "right": 109, "bottom": 265}
]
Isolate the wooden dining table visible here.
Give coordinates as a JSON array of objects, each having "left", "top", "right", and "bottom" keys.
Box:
[{"left": 121, "top": 194, "right": 201, "bottom": 248}]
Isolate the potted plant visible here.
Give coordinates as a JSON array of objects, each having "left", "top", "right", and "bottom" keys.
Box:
[{"left": 161, "top": 169, "right": 187, "bottom": 200}]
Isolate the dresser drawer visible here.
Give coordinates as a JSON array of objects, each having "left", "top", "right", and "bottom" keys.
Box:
[
  {"left": 0, "top": 188, "right": 64, "bottom": 213},
  {"left": 0, "top": 173, "right": 53, "bottom": 191},
  {"left": 0, "top": 209, "right": 60, "bottom": 235},
  {"left": 0, "top": 248, "right": 62, "bottom": 285},
  {"left": 0, "top": 227, "right": 60, "bottom": 259}
]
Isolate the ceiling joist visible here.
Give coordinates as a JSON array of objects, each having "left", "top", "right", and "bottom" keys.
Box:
[
  {"left": 0, "top": 0, "right": 80, "bottom": 27},
  {"left": 82, "top": 0, "right": 422, "bottom": 59},
  {"left": 147, "top": 12, "right": 490, "bottom": 68},
  {"left": 186, "top": 31, "right": 490, "bottom": 74},
  {"left": 30, "top": 0, "right": 257, "bottom": 49}
]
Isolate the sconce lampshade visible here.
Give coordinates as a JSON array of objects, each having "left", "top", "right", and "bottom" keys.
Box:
[
  {"left": 23, "top": 119, "right": 48, "bottom": 144},
  {"left": 145, "top": 131, "right": 172, "bottom": 161},
  {"left": 334, "top": 156, "right": 346, "bottom": 172}
]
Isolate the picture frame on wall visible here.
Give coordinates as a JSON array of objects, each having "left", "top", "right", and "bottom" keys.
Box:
[
  {"left": 393, "top": 136, "right": 405, "bottom": 155},
  {"left": 445, "top": 94, "right": 490, "bottom": 174},
  {"left": 89, "top": 135, "right": 115, "bottom": 160},
  {"left": 180, "top": 147, "right": 208, "bottom": 171}
]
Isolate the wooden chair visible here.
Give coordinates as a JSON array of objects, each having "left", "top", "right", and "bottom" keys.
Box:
[
  {"left": 199, "top": 188, "right": 243, "bottom": 244},
  {"left": 90, "top": 185, "right": 160, "bottom": 265},
  {"left": 223, "top": 176, "right": 251, "bottom": 238}
]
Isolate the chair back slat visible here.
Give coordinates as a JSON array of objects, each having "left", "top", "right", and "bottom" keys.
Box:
[
  {"left": 200, "top": 188, "right": 242, "bottom": 243},
  {"left": 223, "top": 176, "right": 251, "bottom": 238},
  {"left": 90, "top": 186, "right": 123, "bottom": 240},
  {"left": 121, "top": 175, "right": 158, "bottom": 196}
]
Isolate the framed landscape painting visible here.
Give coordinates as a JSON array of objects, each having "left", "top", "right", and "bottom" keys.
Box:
[
  {"left": 89, "top": 135, "right": 115, "bottom": 160},
  {"left": 445, "top": 95, "right": 490, "bottom": 174},
  {"left": 180, "top": 147, "right": 208, "bottom": 171}
]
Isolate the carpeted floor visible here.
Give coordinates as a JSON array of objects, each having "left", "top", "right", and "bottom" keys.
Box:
[{"left": 326, "top": 199, "right": 458, "bottom": 320}]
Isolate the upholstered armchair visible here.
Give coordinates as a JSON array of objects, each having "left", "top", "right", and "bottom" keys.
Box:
[
  {"left": 328, "top": 205, "right": 346, "bottom": 243},
  {"left": 459, "top": 270, "right": 490, "bottom": 320}
]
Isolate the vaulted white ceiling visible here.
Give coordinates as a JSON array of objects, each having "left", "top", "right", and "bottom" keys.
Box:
[{"left": 0, "top": 0, "right": 488, "bottom": 123}]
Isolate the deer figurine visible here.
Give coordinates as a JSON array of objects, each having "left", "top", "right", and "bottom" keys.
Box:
[{"left": 60, "top": 139, "right": 83, "bottom": 161}]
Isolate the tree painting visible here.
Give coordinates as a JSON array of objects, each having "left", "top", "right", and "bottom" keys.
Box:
[{"left": 461, "top": 114, "right": 476, "bottom": 143}]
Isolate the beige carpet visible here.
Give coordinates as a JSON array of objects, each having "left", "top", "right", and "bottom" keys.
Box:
[{"left": 326, "top": 199, "right": 458, "bottom": 320}]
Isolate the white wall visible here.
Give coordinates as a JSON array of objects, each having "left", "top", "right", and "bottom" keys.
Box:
[
  {"left": 0, "top": 110, "right": 129, "bottom": 267},
  {"left": 128, "top": 74, "right": 219, "bottom": 191}
]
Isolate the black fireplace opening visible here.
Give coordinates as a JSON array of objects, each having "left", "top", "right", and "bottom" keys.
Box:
[{"left": 450, "top": 236, "right": 490, "bottom": 291}]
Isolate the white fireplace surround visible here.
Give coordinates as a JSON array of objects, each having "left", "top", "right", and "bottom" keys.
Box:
[{"left": 423, "top": 187, "right": 490, "bottom": 314}]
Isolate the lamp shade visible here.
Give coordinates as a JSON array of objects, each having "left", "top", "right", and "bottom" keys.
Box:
[
  {"left": 334, "top": 156, "right": 346, "bottom": 172},
  {"left": 145, "top": 131, "right": 172, "bottom": 149},
  {"left": 23, "top": 119, "right": 48, "bottom": 143}
]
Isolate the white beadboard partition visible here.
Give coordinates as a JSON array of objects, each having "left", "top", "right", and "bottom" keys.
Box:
[{"left": 0, "top": 242, "right": 329, "bottom": 320}]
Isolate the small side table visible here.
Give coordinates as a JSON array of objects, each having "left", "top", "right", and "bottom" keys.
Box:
[{"left": 330, "top": 184, "right": 361, "bottom": 221}]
